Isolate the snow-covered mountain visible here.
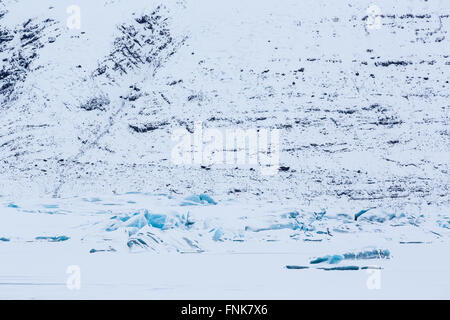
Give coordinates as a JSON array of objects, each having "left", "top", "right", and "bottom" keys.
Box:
[{"left": 0, "top": 0, "right": 449, "bottom": 299}]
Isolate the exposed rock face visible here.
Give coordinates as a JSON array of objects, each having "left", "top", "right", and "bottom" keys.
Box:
[{"left": 0, "top": 17, "right": 59, "bottom": 106}]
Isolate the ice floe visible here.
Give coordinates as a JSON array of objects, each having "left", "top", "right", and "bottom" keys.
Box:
[{"left": 310, "top": 249, "right": 390, "bottom": 265}]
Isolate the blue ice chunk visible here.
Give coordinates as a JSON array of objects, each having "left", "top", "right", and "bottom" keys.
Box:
[
  {"left": 180, "top": 195, "right": 201, "bottom": 206},
  {"left": 251, "top": 222, "right": 300, "bottom": 232},
  {"left": 0, "top": 237, "right": 10, "bottom": 242},
  {"left": 199, "top": 194, "right": 217, "bottom": 205},
  {"left": 105, "top": 225, "right": 118, "bottom": 232},
  {"left": 368, "top": 215, "right": 386, "bottom": 223},
  {"left": 387, "top": 213, "right": 396, "bottom": 220},
  {"left": 90, "top": 247, "right": 116, "bottom": 254},
  {"left": 180, "top": 194, "right": 217, "bottom": 206},
  {"left": 356, "top": 249, "right": 390, "bottom": 260},
  {"left": 336, "top": 213, "right": 353, "bottom": 220},
  {"left": 311, "top": 249, "right": 389, "bottom": 265},
  {"left": 175, "top": 213, "right": 194, "bottom": 228},
  {"left": 107, "top": 211, "right": 167, "bottom": 231},
  {"left": 356, "top": 249, "right": 389, "bottom": 259},
  {"left": 360, "top": 213, "right": 407, "bottom": 223},
  {"left": 437, "top": 220, "right": 450, "bottom": 229},
  {"left": 7, "top": 203, "right": 19, "bottom": 208},
  {"left": 144, "top": 212, "right": 167, "bottom": 229},
  {"left": 343, "top": 252, "right": 356, "bottom": 259},
  {"left": 180, "top": 202, "right": 194, "bottom": 207},
  {"left": 35, "top": 236, "right": 70, "bottom": 242},
  {"left": 342, "top": 249, "right": 390, "bottom": 260},
  {"left": 111, "top": 212, "right": 138, "bottom": 222},
  {"left": 310, "top": 255, "right": 331, "bottom": 264},
  {"left": 286, "top": 265, "right": 309, "bottom": 270},
  {"left": 329, "top": 255, "right": 344, "bottom": 264},
  {"left": 289, "top": 211, "right": 300, "bottom": 218},
  {"left": 270, "top": 222, "right": 298, "bottom": 231},
  {"left": 212, "top": 228, "right": 224, "bottom": 241},
  {"left": 354, "top": 208, "right": 371, "bottom": 221},
  {"left": 96, "top": 210, "right": 111, "bottom": 215},
  {"left": 296, "top": 222, "right": 315, "bottom": 232},
  {"left": 126, "top": 214, "right": 148, "bottom": 229}
]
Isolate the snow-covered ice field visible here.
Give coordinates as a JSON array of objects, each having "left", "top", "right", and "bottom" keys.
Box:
[
  {"left": 0, "top": 0, "right": 449, "bottom": 299},
  {"left": 1, "top": 192, "right": 449, "bottom": 299}
]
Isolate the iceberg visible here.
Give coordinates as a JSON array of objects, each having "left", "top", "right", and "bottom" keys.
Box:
[
  {"left": 144, "top": 213, "right": 167, "bottom": 229},
  {"left": 286, "top": 265, "right": 309, "bottom": 270},
  {"left": 354, "top": 209, "right": 371, "bottom": 221},
  {"left": 89, "top": 247, "right": 116, "bottom": 254},
  {"left": 343, "top": 249, "right": 390, "bottom": 260},
  {"left": 212, "top": 228, "right": 224, "bottom": 241},
  {"left": 319, "top": 266, "right": 360, "bottom": 271},
  {"left": 310, "top": 256, "right": 331, "bottom": 264},
  {"left": 35, "top": 236, "right": 70, "bottom": 242},
  {"left": 437, "top": 220, "right": 450, "bottom": 229}
]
